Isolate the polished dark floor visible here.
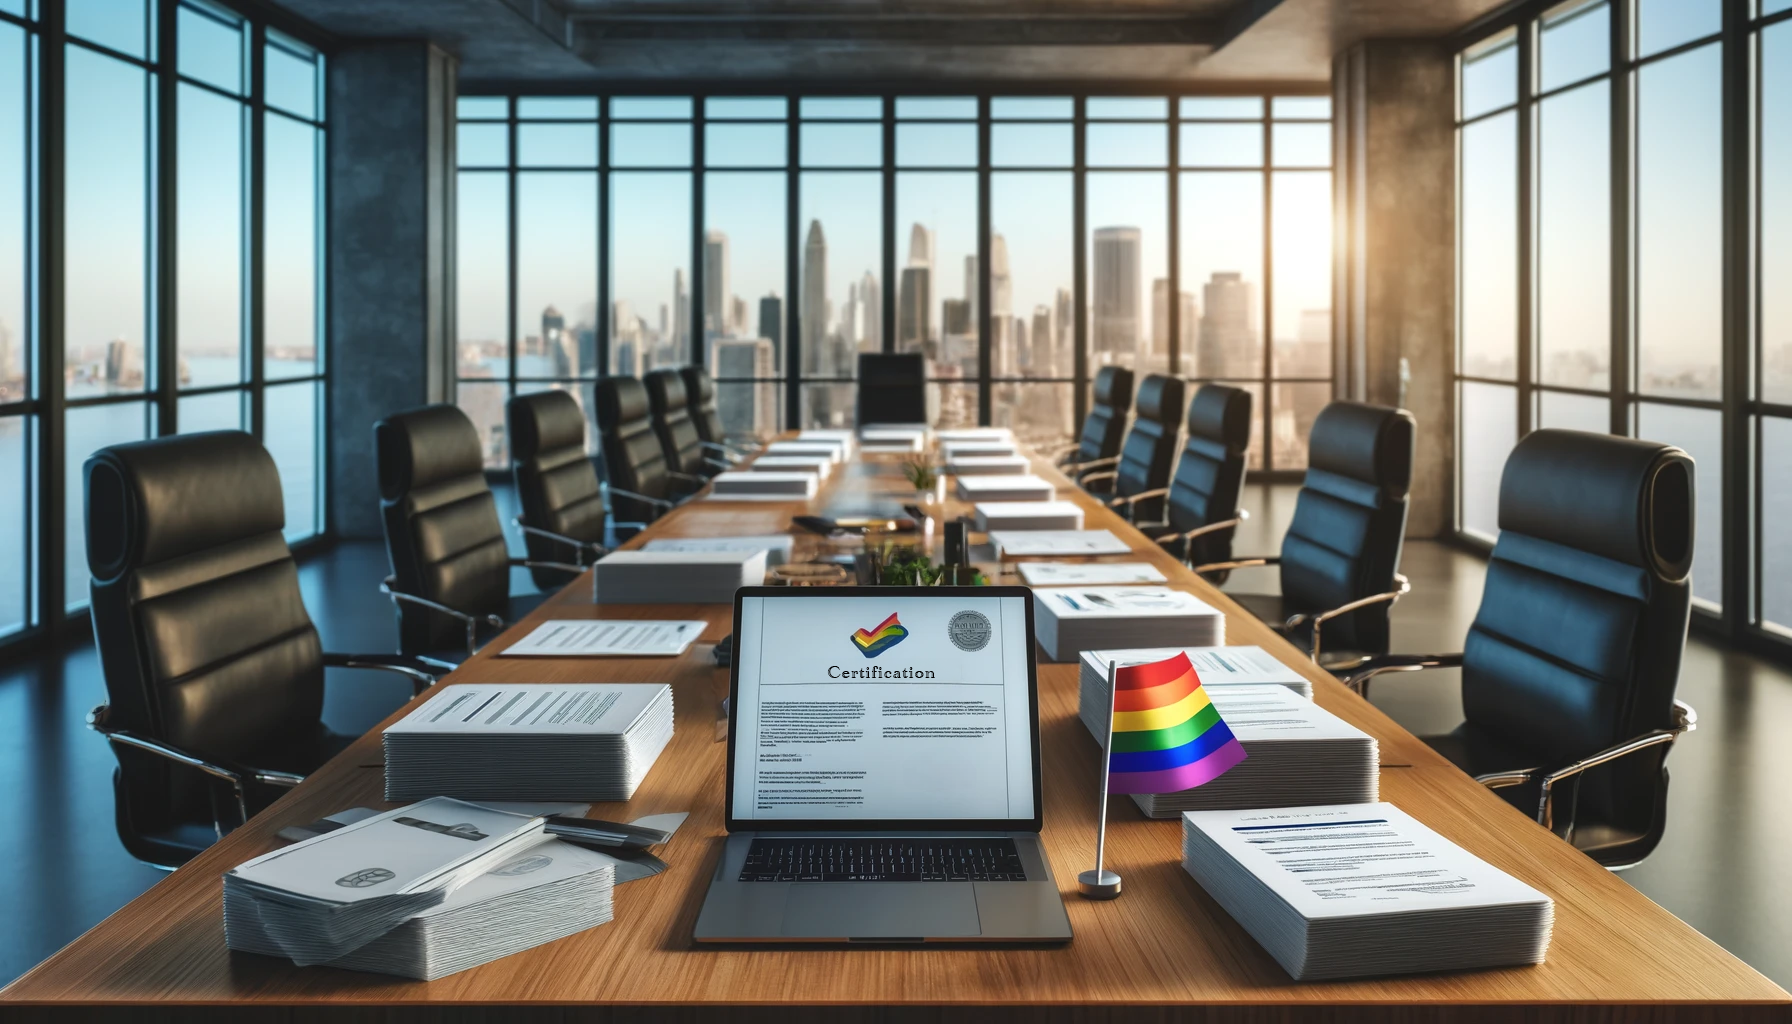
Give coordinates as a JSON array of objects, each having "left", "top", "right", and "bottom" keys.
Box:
[{"left": 2, "top": 483, "right": 1788, "bottom": 988}]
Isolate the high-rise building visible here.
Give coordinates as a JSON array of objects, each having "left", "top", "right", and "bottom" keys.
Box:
[
  {"left": 730, "top": 296, "right": 748, "bottom": 338},
  {"left": 1030, "top": 305, "right": 1055, "bottom": 377},
  {"left": 715, "top": 337, "right": 779, "bottom": 440},
  {"left": 857, "top": 270, "right": 880, "bottom": 351},
  {"left": 1092, "top": 227, "right": 1141, "bottom": 362},
  {"left": 942, "top": 299, "right": 972, "bottom": 337},
  {"left": 1149, "top": 280, "right": 1198, "bottom": 371},
  {"left": 1054, "top": 287, "right": 1073, "bottom": 374},
  {"left": 802, "top": 220, "right": 828, "bottom": 374},
  {"left": 543, "top": 305, "right": 574, "bottom": 376},
  {"left": 897, "top": 266, "right": 932, "bottom": 352},
  {"left": 703, "top": 230, "right": 730, "bottom": 337},
  {"left": 758, "top": 293, "right": 783, "bottom": 356},
  {"left": 673, "top": 269, "right": 690, "bottom": 354},
  {"left": 1197, "top": 271, "right": 1258, "bottom": 378},
  {"left": 989, "top": 234, "right": 1013, "bottom": 376},
  {"left": 964, "top": 254, "right": 978, "bottom": 325}
]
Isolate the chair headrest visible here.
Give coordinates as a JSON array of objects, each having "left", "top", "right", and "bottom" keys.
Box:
[
  {"left": 1499, "top": 429, "right": 1694, "bottom": 580},
  {"left": 1307, "top": 401, "right": 1414, "bottom": 497},
  {"left": 85, "top": 431, "right": 285, "bottom": 579},
  {"left": 508, "top": 390, "right": 586, "bottom": 463},
  {"left": 598, "top": 375, "right": 651, "bottom": 429},
  {"left": 1186, "top": 383, "right": 1252, "bottom": 453},
  {"left": 859, "top": 352, "right": 926, "bottom": 385},
  {"left": 375, "top": 404, "right": 483, "bottom": 502},
  {"left": 644, "top": 369, "right": 688, "bottom": 415},
  {"left": 1092, "top": 366, "right": 1135, "bottom": 411},
  {"left": 680, "top": 365, "right": 716, "bottom": 407},
  {"left": 1134, "top": 374, "right": 1185, "bottom": 426}
]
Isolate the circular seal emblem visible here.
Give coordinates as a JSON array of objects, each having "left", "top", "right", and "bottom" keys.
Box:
[
  {"left": 336, "top": 867, "right": 395, "bottom": 888},
  {"left": 947, "top": 610, "right": 993, "bottom": 652}
]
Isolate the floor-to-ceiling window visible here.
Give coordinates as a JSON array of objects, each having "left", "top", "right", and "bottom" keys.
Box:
[
  {"left": 1454, "top": 0, "right": 1792, "bottom": 658},
  {"left": 0, "top": 0, "right": 327, "bottom": 647},
  {"left": 455, "top": 90, "right": 1333, "bottom": 464}
]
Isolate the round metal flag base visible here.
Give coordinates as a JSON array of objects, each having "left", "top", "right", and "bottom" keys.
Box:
[{"left": 1077, "top": 869, "right": 1122, "bottom": 900}]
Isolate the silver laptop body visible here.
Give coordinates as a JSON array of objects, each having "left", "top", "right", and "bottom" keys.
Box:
[{"left": 694, "top": 586, "right": 1072, "bottom": 944}]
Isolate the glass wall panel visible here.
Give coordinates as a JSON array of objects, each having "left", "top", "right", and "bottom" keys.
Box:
[
  {"left": 1182, "top": 97, "right": 1263, "bottom": 119},
  {"left": 991, "top": 97, "right": 1072, "bottom": 119},
  {"left": 1180, "top": 171, "right": 1263, "bottom": 380},
  {"left": 799, "top": 123, "right": 880, "bottom": 166},
  {"left": 264, "top": 114, "right": 318, "bottom": 379},
  {"left": 705, "top": 123, "right": 783, "bottom": 167},
  {"left": 992, "top": 124, "right": 1070, "bottom": 167},
  {"left": 895, "top": 124, "right": 975, "bottom": 167},
  {"left": 1459, "top": 381, "right": 1516, "bottom": 539},
  {"left": 1539, "top": 0, "right": 1609, "bottom": 92},
  {"left": 177, "top": 388, "right": 240, "bottom": 433},
  {"left": 704, "top": 170, "right": 786, "bottom": 436},
  {"left": 177, "top": 1, "right": 242, "bottom": 95},
  {"left": 517, "top": 172, "right": 598, "bottom": 378},
  {"left": 1086, "top": 123, "right": 1166, "bottom": 167},
  {"left": 1087, "top": 172, "right": 1168, "bottom": 376},
  {"left": 265, "top": 380, "right": 317, "bottom": 540},
  {"left": 1180, "top": 123, "right": 1261, "bottom": 167},
  {"left": 1270, "top": 171, "right": 1331, "bottom": 378},
  {"left": 1462, "top": 31, "right": 1519, "bottom": 119},
  {"left": 65, "top": 401, "right": 149, "bottom": 605},
  {"left": 1536, "top": 80, "right": 1610, "bottom": 389},
  {"left": 456, "top": 171, "right": 508, "bottom": 380},
  {"left": 800, "top": 381, "right": 856, "bottom": 429},
  {"left": 1459, "top": 111, "right": 1519, "bottom": 379},
  {"left": 713, "top": 380, "right": 781, "bottom": 444},
  {"left": 64, "top": 46, "right": 150, "bottom": 398},
  {"left": 932, "top": 382, "right": 978, "bottom": 431},
  {"left": 1764, "top": 21, "right": 1792, "bottom": 404},
  {"left": 176, "top": 83, "right": 243, "bottom": 389},
  {"left": 893, "top": 172, "right": 975, "bottom": 374},
  {"left": 1636, "top": 0, "right": 1721, "bottom": 58},
  {"left": 1537, "top": 389, "right": 1610, "bottom": 432},
  {"left": 1764, "top": 418, "right": 1792, "bottom": 630},
  {"left": 1270, "top": 381, "right": 1328, "bottom": 469},
  {"left": 1636, "top": 44, "right": 1722, "bottom": 399},
  {"left": 797, "top": 171, "right": 880, "bottom": 393},
  {"left": 264, "top": 33, "right": 317, "bottom": 120},
  {"left": 610, "top": 172, "right": 690, "bottom": 375},
  {"left": 991, "top": 172, "right": 1073, "bottom": 381},
  {"left": 1270, "top": 123, "right": 1329, "bottom": 167},
  {"left": 457, "top": 122, "right": 507, "bottom": 167},
  {"left": 991, "top": 380, "right": 1075, "bottom": 451},
  {"left": 519, "top": 97, "right": 596, "bottom": 119},
  {"left": 0, "top": 417, "right": 26, "bottom": 637},
  {"left": 706, "top": 97, "right": 785, "bottom": 119},
  {"left": 456, "top": 379, "right": 508, "bottom": 469},
  {"left": 518, "top": 123, "right": 597, "bottom": 167},
  {"left": 612, "top": 122, "right": 690, "bottom": 167},
  {"left": 67, "top": 0, "right": 147, "bottom": 58},
  {"left": 0, "top": 21, "right": 25, "bottom": 404},
  {"left": 1637, "top": 402, "right": 1722, "bottom": 606}
]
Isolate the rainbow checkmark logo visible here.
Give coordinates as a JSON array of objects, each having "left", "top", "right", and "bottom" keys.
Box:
[{"left": 850, "top": 612, "right": 910, "bottom": 658}]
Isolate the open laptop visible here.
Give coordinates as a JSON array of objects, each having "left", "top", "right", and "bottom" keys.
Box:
[{"left": 694, "top": 586, "right": 1072, "bottom": 944}]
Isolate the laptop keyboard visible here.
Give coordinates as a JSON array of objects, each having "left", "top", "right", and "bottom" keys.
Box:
[{"left": 739, "top": 838, "right": 1027, "bottom": 882}]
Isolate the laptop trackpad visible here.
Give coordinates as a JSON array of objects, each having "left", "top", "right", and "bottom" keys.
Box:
[{"left": 780, "top": 883, "right": 981, "bottom": 939}]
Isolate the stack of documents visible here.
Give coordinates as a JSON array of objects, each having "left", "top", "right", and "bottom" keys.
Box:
[
  {"left": 501, "top": 619, "right": 707, "bottom": 658},
  {"left": 975, "top": 501, "right": 1086, "bottom": 532},
  {"left": 1080, "top": 683, "right": 1376, "bottom": 815},
  {"left": 763, "top": 440, "right": 845, "bottom": 463},
  {"left": 707, "top": 471, "right": 818, "bottom": 500},
  {"left": 1079, "top": 645, "right": 1314, "bottom": 699},
  {"left": 644, "top": 533, "right": 795, "bottom": 566},
  {"left": 794, "top": 429, "right": 855, "bottom": 458},
  {"left": 935, "top": 427, "right": 1012, "bottom": 443},
  {"left": 989, "top": 529, "right": 1132, "bottom": 558},
  {"left": 222, "top": 799, "right": 549, "bottom": 967},
  {"left": 946, "top": 455, "right": 1030, "bottom": 476},
  {"left": 1032, "top": 586, "right": 1223, "bottom": 661},
  {"left": 745, "top": 455, "right": 833, "bottom": 481},
  {"left": 943, "top": 440, "right": 1020, "bottom": 460},
  {"left": 227, "top": 836, "right": 615, "bottom": 980},
  {"left": 860, "top": 427, "right": 927, "bottom": 452},
  {"left": 1181, "top": 803, "right": 1554, "bottom": 980},
  {"left": 1017, "top": 561, "right": 1168, "bottom": 586},
  {"left": 594, "top": 549, "right": 767, "bottom": 603},
  {"left": 956, "top": 474, "right": 1055, "bottom": 503},
  {"left": 384, "top": 683, "right": 676, "bottom": 802}
]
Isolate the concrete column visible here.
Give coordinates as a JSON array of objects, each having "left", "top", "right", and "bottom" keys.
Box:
[
  {"left": 1333, "top": 40, "right": 1455, "bottom": 537},
  {"left": 327, "top": 42, "right": 457, "bottom": 539}
]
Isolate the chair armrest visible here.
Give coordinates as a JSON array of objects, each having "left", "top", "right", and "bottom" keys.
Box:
[
  {"left": 1108, "top": 487, "right": 1169, "bottom": 509},
  {"left": 608, "top": 487, "right": 675, "bottom": 511},
  {"left": 1155, "top": 510, "right": 1253, "bottom": 559},
  {"left": 320, "top": 652, "right": 442, "bottom": 694},
  {"left": 1341, "top": 652, "right": 1465, "bottom": 697},
  {"left": 703, "top": 457, "right": 732, "bottom": 473},
  {"left": 1533, "top": 700, "right": 1697, "bottom": 831},
  {"left": 1291, "top": 573, "right": 1411, "bottom": 664},
  {"left": 1066, "top": 455, "right": 1121, "bottom": 475},
  {"left": 382, "top": 576, "right": 504, "bottom": 656},
  {"left": 1193, "top": 555, "right": 1278, "bottom": 575},
  {"left": 509, "top": 557, "right": 586, "bottom": 576},
  {"left": 1080, "top": 470, "right": 1119, "bottom": 489},
  {"left": 667, "top": 470, "right": 708, "bottom": 485},
  {"left": 512, "top": 518, "right": 606, "bottom": 562},
  {"left": 87, "top": 704, "right": 304, "bottom": 827},
  {"left": 697, "top": 440, "right": 742, "bottom": 462}
]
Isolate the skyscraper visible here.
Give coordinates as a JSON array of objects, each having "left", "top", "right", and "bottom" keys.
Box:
[
  {"left": 1054, "top": 287, "right": 1073, "bottom": 375},
  {"left": 1198, "top": 271, "right": 1257, "bottom": 378},
  {"left": 759, "top": 293, "right": 784, "bottom": 356},
  {"left": 964, "top": 254, "right": 979, "bottom": 325},
  {"left": 703, "top": 230, "right": 730, "bottom": 337},
  {"left": 1030, "top": 305, "right": 1055, "bottom": 377},
  {"left": 858, "top": 269, "right": 880, "bottom": 351},
  {"left": 715, "top": 337, "right": 778, "bottom": 440},
  {"left": 1149, "top": 280, "right": 1197, "bottom": 371},
  {"left": 673, "top": 269, "right": 690, "bottom": 354},
  {"left": 801, "top": 220, "right": 829, "bottom": 374},
  {"left": 1092, "top": 227, "right": 1141, "bottom": 362},
  {"left": 897, "top": 266, "right": 932, "bottom": 352},
  {"left": 989, "top": 234, "right": 1013, "bottom": 376},
  {"left": 543, "top": 305, "right": 573, "bottom": 376}
]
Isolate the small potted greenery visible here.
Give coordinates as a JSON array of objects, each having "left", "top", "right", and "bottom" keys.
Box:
[
  {"left": 872, "top": 544, "right": 987, "bottom": 587},
  {"left": 901, "top": 456, "right": 944, "bottom": 503}
]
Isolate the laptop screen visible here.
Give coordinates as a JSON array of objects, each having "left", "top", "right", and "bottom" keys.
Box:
[{"left": 728, "top": 589, "right": 1039, "bottom": 829}]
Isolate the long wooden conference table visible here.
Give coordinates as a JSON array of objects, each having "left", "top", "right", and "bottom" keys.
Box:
[{"left": 5, "top": 440, "right": 1788, "bottom": 1023}]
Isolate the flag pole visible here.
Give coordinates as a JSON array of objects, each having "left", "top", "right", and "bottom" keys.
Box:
[{"left": 1078, "top": 659, "right": 1123, "bottom": 899}]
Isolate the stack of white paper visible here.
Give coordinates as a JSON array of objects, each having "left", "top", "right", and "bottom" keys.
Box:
[
  {"left": 989, "top": 529, "right": 1131, "bottom": 557},
  {"left": 794, "top": 429, "right": 855, "bottom": 458},
  {"left": 946, "top": 455, "right": 1031, "bottom": 476},
  {"left": 500, "top": 619, "right": 707, "bottom": 658},
  {"left": 644, "top": 534, "right": 795, "bottom": 566},
  {"left": 222, "top": 799, "right": 549, "bottom": 967},
  {"left": 707, "top": 471, "right": 818, "bottom": 500},
  {"left": 763, "top": 440, "right": 845, "bottom": 463},
  {"left": 594, "top": 549, "right": 767, "bottom": 603},
  {"left": 1079, "top": 683, "right": 1376, "bottom": 816},
  {"left": 956, "top": 474, "right": 1055, "bottom": 502},
  {"left": 1017, "top": 561, "right": 1168, "bottom": 586},
  {"left": 1181, "top": 803, "right": 1554, "bottom": 980},
  {"left": 1079, "top": 645, "right": 1315, "bottom": 699},
  {"left": 384, "top": 684, "right": 676, "bottom": 803},
  {"left": 745, "top": 455, "right": 833, "bottom": 481},
  {"left": 859, "top": 427, "right": 927, "bottom": 452},
  {"left": 935, "top": 426, "right": 1012, "bottom": 442},
  {"left": 942, "top": 440, "right": 1020, "bottom": 460},
  {"left": 975, "top": 501, "right": 1086, "bottom": 532},
  {"left": 1032, "top": 586, "right": 1223, "bottom": 661},
  {"left": 227, "top": 837, "right": 615, "bottom": 980}
]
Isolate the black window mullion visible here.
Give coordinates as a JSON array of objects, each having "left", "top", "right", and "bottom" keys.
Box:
[
  {"left": 1722, "top": 0, "right": 1751, "bottom": 630},
  {"left": 1261, "top": 112, "right": 1275, "bottom": 469},
  {"left": 1072, "top": 96, "right": 1088, "bottom": 432},
  {"left": 1516, "top": 15, "right": 1535, "bottom": 439},
  {"left": 690, "top": 100, "right": 705, "bottom": 367},
  {"left": 154, "top": 0, "right": 176, "bottom": 439},
  {"left": 597, "top": 95, "right": 610, "bottom": 382},
  {"left": 1611, "top": 0, "right": 1632, "bottom": 437},
  {"left": 881, "top": 97, "right": 895, "bottom": 355},
  {"left": 506, "top": 98, "right": 518, "bottom": 397},
  {"left": 977, "top": 95, "right": 991, "bottom": 425},
  {"left": 39, "top": 0, "right": 65, "bottom": 634},
  {"left": 248, "top": 20, "right": 265, "bottom": 440},
  {"left": 784, "top": 93, "right": 800, "bottom": 430},
  {"left": 1167, "top": 104, "right": 1180, "bottom": 378}
]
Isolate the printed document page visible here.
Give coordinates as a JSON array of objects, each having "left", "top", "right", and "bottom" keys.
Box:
[
  {"left": 1206, "top": 685, "right": 1367, "bottom": 741},
  {"left": 1017, "top": 561, "right": 1167, "bottom": 585},
  {"left": 385, "top": 684, "right": 666, "bottom": 736},
  {"left": 1042, "top": 587, "right": 1217, "bottom": 618},
  {"left": 732, "top": 594, "right": 1035, "bottom": 822},
  {"left": 1182, "top": 802, "right": 1550, "bottom": 919},
  {"left": 501, "top": 620, "right": 708, "bottom": 657},
  {"left": 990, "top": 530, "right": 1132, "bottom": 556},
  {"left": 1084, "top": 645, "right": 1306, "bottom": 684}
]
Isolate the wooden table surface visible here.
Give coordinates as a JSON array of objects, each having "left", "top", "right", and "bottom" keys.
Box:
[{"left": 6, "top": 445, "right": 1787, "bottom": 1023}]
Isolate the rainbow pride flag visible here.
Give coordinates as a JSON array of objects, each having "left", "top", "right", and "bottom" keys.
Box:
[
  {"left": 850, "top": 612, "right": 910, "bottom": 658},
  {"left": 1106, "top": 651, "right": 1246, "bottom": 794}
]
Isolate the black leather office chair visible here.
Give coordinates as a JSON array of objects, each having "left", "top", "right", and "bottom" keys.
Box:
[
  {"left": 1051, "top": 366, "right": 1133, "bottom": 468},
  {"left": 646, "top": 368, "right": 727, "bottom": 480},
  {"left": 1197, "top": 400, "right": 1415, "bottom": 665},
  {"left": 597, "top": 376, "right": 700, "bottom": 525},
  {"left": 376, "top": 405, "right": 584, "bottom": 660},
  {"left": 857, "top": 352, "right": 927, "bottom": 425},
  {"left": 1075, "top": 373, "right": 1185, "bottom": 525},
  {"left": 1136, "top": 383, "right": 1253, "bottom": 568},
  {"left": 680, "top": 364, "right": 757, "bottom": 461},
  {"left": 508, "top": 390, "right": 609, "bottom": 590},
  {"left": 1346, "top": 430, "right": 1698, "bottom": 869},
  {"left": 84, "top": 431, "right": 438, "bottom": 869}
]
